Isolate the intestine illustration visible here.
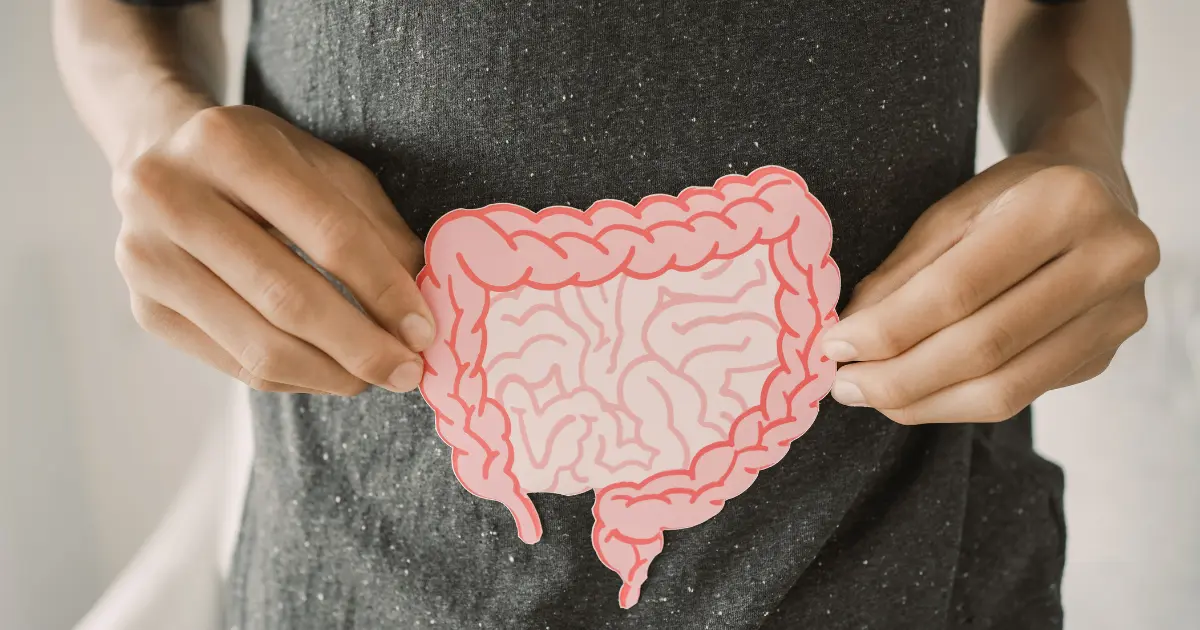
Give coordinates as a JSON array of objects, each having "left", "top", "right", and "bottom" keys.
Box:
[{"left": 416, "top": 165, "right": 841, "bottom": 607}]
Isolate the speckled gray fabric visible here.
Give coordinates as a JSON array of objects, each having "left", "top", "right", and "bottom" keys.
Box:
[{"left": 216, "top": 2, "right": 1067, "bottom": 628}]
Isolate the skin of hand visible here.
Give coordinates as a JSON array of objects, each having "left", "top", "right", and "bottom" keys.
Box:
[
  {"left": 53, "top": 1, "right": 435, "bottom": 396},
  {"left": 819, "top": 151, "right": 1159, "bottom": 424},
  {"left": 112, "top": 104, "right": 435, "bottom": 396}
]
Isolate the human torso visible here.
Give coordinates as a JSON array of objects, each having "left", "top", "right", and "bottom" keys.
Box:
[{"left": 227, "top": 2, "right": 1066, "bottom": 628}]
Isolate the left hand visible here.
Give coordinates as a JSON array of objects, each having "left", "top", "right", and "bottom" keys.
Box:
[{"left": 820, "top": 153, "right": 1160, "bottom": 424}]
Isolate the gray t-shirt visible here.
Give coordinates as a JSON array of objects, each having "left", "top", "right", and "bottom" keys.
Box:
[{"left": 185, "top": 1, "right": 1069, "bottom": 628}]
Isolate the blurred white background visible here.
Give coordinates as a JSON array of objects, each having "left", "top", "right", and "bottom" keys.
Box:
[{"left": 1, "top": 1, "right": 1196, "bottom": 629}]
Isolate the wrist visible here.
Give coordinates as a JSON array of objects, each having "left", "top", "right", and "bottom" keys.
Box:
[
  {"left": 109, "top": 71, "right": 214, "bottom": 172},
  {"left": 1018, "top": 99, "right": 1134, "bottom": 207},
  {"left": 1028, "top": 108, "right": 1121, "bottom": 169}
]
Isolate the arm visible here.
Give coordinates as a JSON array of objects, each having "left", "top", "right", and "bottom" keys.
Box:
[
  {"left": 983, "top": 0, "right": 1135, "bottom": 199},
  {"left": 820, "top": 0, "right": 1159, "bottom": 424},
  {"left": 52, "top": 0, "right": 224, "bottom": 169},
  {"left": 52, "top": 0, "right": 436, "bottom": 396}
]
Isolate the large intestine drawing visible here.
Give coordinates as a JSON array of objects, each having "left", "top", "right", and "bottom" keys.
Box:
[{"left": 416, "top": 166, "right": 841, "bottom": 608}]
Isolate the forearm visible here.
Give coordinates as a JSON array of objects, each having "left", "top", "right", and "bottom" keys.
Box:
[
  {"left": 982, "top": 0, "right": 1133, "bottom": 189},
  {"left": 52, "top": 0, "right": 225, "bottom": 170}
]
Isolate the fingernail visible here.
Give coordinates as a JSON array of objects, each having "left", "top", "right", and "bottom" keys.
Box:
[
  {"left": 822, "top": 339, "right": 858, "bottom": 362},
  {"left": 831, "top": 378, "right": 867, "bottom": 407},
  {"left": 387, "top": 360, "right": 424, "bottom": 392},
  {"left": 400, "top": 313, "right": 436, "bottom": 350}
]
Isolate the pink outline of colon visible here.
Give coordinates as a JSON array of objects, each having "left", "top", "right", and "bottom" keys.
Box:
[{"left": 416, "top": 165, "right": 841, "bottom": 608}]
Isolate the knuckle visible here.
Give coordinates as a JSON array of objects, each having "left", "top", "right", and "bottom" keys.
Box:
[
  {"left": 872, "top": 326, "right": 907, "bottom": 358},
  {"left": 942, "top": 279, "right": 983, "bottom": 320},
  {"left": 112, "top": 152, "right": 177, "bottom": 214},
  {"left": 1047, "top": 164, "right": 1111, "bottom": 212},
  {"left": 179, "top": 106, "right": 245, "bottom": 153},
  {"left": 883, "top": 406, "right": 920, "bottom": 426},
  {"left": 259, "top": 277, "right": 314, "bottom": 329},
  {"left": 346, "top": 349, "right": 402, "bottom": 384},
  {"left": 128, "top": 296, "right": 167, "bottom": 333},
  {"left": 981, "top": 379, "right": 1028, "bottom": 422},
  {"left": 234, "top": 362, "right": 301, "bottom": 393},
  {"left": 309, "top": 214, "right": 363, "bottom": 271},
  {"left": 237, "top": 342, "right": 285, "bottom": 383},
  {"left": 369, "top": 276, "right": 408, "bottom": 310},
  {"left": 235, "top": 367, "right": 276, "bottom": 392},
  {"left": 861, "top": 374, "right": 914, "bottom": 410},
  {"left": 1079, "top": 353, "right": 1117, "bottom": 383},
  {"left": 1115, "top": 294, "right": 1150, "bottom": 340},
  {"left": 868, "top": 324, "right": 902, "bottom": 357},
  {"left": 974, "top": 326, "right": 1018, "bottom": 370},
  {"left": 1116, "top": 222, "right": 1162, "bottom": 279},
  {"left": 113, "top": 232, "right": 156, "bottom": 283},
  {"left": 873, "top": 387, "right": 909, "bottom": 410}
]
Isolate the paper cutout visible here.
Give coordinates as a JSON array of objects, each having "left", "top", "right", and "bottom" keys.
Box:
[{"left": 416, "top": 166, "right": 840, "bottom": 607}]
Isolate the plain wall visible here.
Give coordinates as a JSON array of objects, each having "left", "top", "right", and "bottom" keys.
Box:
[
  {"left": 0, "top": 2, "right": 234, "bottom": 629},
  {"left": 1, "top": 1, "right": 1196, "bottom": 629}
]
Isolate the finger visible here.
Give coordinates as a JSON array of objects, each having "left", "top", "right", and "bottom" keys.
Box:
[
  {"left": 254, "top": 156, "right": 424, "bottom": 276},
  {"left": 832, "top": 239, "right": 1127, "bottom": 409},
  {"left": 175, "top": 108, "right": 435, "bottom": 351},
  {"left": 247, "top": 154, "right": 435, "bottom": 350},
  {"left": 1053, "top": 349, "right": 1117, "bottom": 389},
  {"left": 823, "top": 170, "right": 1076, "bottom": 363},
  {"left": 129, "top": 295, "right": 335, "bottom": 395},
  {"left": 876, "top": 290, "right": 1148, "bottom": 424},
  {"left": 321, "top": 164, "right": 425, "bottom": 277},
  {"left": 116, "top": 232, "right": 369, "bottom": 396},
  {"left": 148, "top": 184, "right": 426, "bottom": 393},
  {"left": 838, "top": 156, "right": 1048, "bottom": 319},
  {"left": 280, "top": 128, "right": 426, "bottom": 275}
]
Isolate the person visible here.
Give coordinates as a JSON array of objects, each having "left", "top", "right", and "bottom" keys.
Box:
[{"left": 53, "top": 0, "right": 1158, "bottom": 628}]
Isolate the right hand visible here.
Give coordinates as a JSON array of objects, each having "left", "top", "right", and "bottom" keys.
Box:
[{"left": 112, "top": 105, "right": 434, "bottom": 396}]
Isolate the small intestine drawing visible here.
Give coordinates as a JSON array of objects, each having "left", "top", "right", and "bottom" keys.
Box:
[
  {"left": 484, "top": 250, "right": 782, "bottom": 494},
  {"left": 416, "top": 166, "right": 841, "bottom": 607}
]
